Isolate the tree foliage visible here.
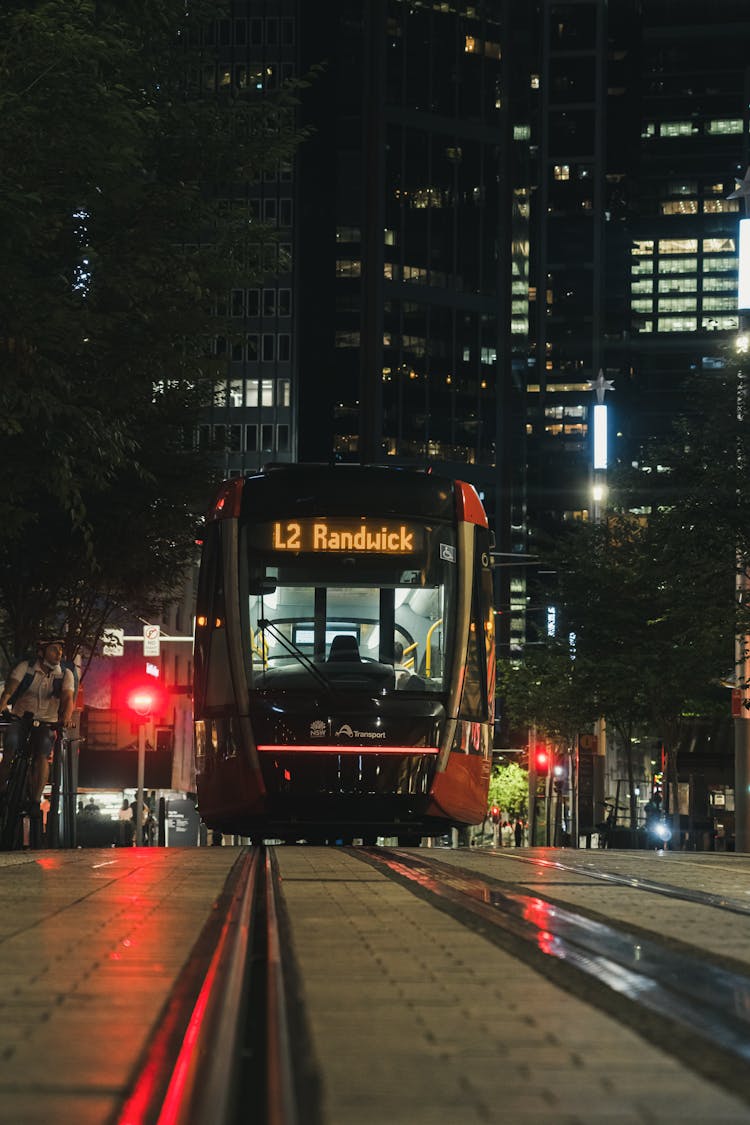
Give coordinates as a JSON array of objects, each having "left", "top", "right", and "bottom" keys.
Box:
[
  {"left": 487, "top": 763, "right": 528, "bottom": 819},
  {"left": 0, "top": 0, "right": 305, "bottom": 664},
  {"left": 506, "top": 368, "right": 747, "bottom": 824}
]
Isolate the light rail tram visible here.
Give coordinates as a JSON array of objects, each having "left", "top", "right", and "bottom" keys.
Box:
[{"left": 193, "top": 464, "right": 495, "bottom": 843}]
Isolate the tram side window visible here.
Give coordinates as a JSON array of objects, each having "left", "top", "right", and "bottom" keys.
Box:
[
  {"left": 458, "top": 554, "right": 490, "bottom": 722},
  {"left": 197, "top": 525, "right": 235, "bottom": 709}
]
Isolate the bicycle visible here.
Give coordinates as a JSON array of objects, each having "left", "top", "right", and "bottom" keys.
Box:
[{"left": 0, "top": 713, "right": 66, "bottom": 851}]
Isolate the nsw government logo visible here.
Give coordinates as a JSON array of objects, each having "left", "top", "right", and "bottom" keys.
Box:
[{"left": 310, "top": 719, "right": 327, "bottom": 739}]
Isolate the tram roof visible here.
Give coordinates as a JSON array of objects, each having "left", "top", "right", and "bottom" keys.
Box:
[{"left": 241, "top": 463, "right": 458, "bottom": 522}]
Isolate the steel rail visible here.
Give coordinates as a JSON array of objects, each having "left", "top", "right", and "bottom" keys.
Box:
[
  {"left": 115, "top": 847, "right": 301, "bottom": 1125},
  {"left": 358, "top": 848, "right": 750, "bottom": 1083},
  {"left": 488, "top": 850, "right": 750, "bottom": 916}
]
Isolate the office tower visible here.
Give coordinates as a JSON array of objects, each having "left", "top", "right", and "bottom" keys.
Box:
[
  {"left": 527, "top": 0, "right": 750, "bottom": 537},
  {"left": 207, "top": 0, "right": 532, "bottom": 652}
]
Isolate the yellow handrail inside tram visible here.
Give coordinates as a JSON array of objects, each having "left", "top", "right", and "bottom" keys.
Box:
[{"left": 425, "top": 618, "right": 443, "bottom": 679}]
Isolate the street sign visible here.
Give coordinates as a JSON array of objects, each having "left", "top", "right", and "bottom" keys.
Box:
[
  {"left": 102, "top": 627, "right": 125, "bottom": 657},
  {"left": 143, "top": 624, "right": 161, "bottom": 656}
]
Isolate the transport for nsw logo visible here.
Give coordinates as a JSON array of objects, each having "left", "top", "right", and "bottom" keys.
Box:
[{"left": 310, "top": 720, "right": 326, "bottom": 738}]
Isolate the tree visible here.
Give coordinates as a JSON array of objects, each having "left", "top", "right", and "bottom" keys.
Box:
[
  {"left": 487, "top": 762, "right": 528, "bottom": 819},
  {"left": 0, "top": 0, "right": 306, "bottom": 663},
  {"left": 519, "top": 367, "right": 748, "bottom": 829}
]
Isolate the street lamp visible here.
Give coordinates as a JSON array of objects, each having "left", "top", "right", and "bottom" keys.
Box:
[{"left": 586, "top": 369, "right": 615, "bottom": 837}]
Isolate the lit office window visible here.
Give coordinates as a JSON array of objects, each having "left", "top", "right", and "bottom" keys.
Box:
[
  {"left": 658, "top": 297, "right": 697, "bottom": 312},
  {"left": 657, "top": 316, "right": 696, "bottom": 332},
  {"left": 335, "top": 259, "right": 361, "bottom": 277},
  {"left": 701, "top": 315, "right": 738, "bottom": 330},
  {"left": 702, "top": 276, "right": 735, "bottom": 292},
  {"left": 631, "top": 259, "right": 654, "bottom": 275},
  {"left": 703, "top": 296, "right": 737, "bottom": 311},
  {"left": 667, "top": 180, "right": 697, "bottom": 195},
  {"left": 632, "top": 240, "right": 654, "bottom": 255},
  {"left": 703, "top": 238, "right": 735, "bottom": 253},
  {"left": 247, "top": 379, "right": 259, "bottom": 407},
  {"left": 553, "top": 165, "right": 570, "bottom": 181},
  {"left": 261, "top": 379, "right": 273, "bottom": 407},
  {"left": 631, "top": 279, "right": 654, "bottom": 293},
  {"left": 704, "top": 199, "right": 739, "bottom": 213},
  {"left": 658, "top": 258, "right": 697, "bottom": 275},
  {"left": 706, "top": 119, "right": 743, "bottom": 135},
  {"left": 658, "top": 239, "right": 698, "bottom": 254},
  {"left": 228, "top": 380, "right": 244, "bottom": 407},
  {"left": 658, "top": 277, "right": 697, "bottom": 293},
  {"left": 659, "top": 122, "right": 695, "bottom": 137},
  {"left": 631, "top": 299, "right": 653, "bottom": 313},
  {"left": 660, "top": 200, "right": 698, "bottom": 215},
  {"left": 703, "top": 256, "right": 737, "bottom": 273},
  {"left": 278, "top": 379, "right": 291, "bottom": 407}
]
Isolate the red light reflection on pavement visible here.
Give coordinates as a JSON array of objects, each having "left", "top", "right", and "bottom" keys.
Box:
[
  {"left": 523, "top": 897, "right": 558, "bottom": 954},
  {"left": 35, "top": 857, "right": 63, "bottom": 871}
]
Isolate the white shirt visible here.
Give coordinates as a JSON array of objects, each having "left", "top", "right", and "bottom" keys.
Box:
[{"left": 8, "top": 660, "right": 75, "bottom": 722}]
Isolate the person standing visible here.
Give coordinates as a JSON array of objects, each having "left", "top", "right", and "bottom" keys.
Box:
[{"left": 514, "top": 819, "right": 524, "bottom": 847}]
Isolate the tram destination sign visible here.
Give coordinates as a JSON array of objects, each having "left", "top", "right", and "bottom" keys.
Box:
[{"left": 257, "top": 518, "right": 425, "bottom": 555}]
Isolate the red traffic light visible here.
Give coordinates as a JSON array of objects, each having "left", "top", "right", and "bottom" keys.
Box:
[
  {"left": 490, "top": 805, "right": 501, "bottom": 824},
  {"left": 126, "top": 684, "right": 162, "bottom": 718},
  {"left": 534, "top": 747, "right": 550, "bottom": 774}
]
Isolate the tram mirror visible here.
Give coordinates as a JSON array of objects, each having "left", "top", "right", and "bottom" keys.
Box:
[{"left": 250, "top": 578, "right": 277, "bottom": 596}]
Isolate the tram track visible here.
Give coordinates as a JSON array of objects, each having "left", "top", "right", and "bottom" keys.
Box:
[
  {"left": 114, "top": 847, "right": 320, "bottom": 1125},
  {"left": 354, "top": 846, "right": 750, "bottom": 1106},
  {"left": 484, "top": 849, "right": 750, "bottom": 917}
]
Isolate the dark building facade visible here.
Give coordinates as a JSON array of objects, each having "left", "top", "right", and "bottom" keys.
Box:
[
  {"left": 204, "top": 0, "right": 534, "bottom": 653},
  {"left": 200, "top": 0, "right": 750, "bottom": 657},
  {"left": 526, "top": 0, "right": 750, "bottom": 537}
]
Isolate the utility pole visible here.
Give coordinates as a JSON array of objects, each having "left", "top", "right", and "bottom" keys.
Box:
[{"left": 727, "top": 169, "right": 750, "bottom": 850}]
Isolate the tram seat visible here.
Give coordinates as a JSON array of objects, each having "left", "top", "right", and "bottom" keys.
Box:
[{"left": 327, "top": 634, "right": 361, "bottom": 662}]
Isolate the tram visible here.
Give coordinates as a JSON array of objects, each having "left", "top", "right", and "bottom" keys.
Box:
[{"left": 193, "top": 464, "right": 495, "bottom": 843}]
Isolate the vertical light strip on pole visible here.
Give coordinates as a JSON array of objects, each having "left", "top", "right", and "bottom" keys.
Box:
[{"left": 593, "top": 403, "right": 608, "bottom": 469}]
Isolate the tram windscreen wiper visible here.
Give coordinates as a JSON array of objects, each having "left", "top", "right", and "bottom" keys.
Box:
[{"left": 257, "top": 619, "right": 332, "bottom": 693}]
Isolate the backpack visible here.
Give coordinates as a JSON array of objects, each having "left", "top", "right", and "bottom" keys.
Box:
[{"left": 8, "top": 659, "right": 80, "bottom": 708}]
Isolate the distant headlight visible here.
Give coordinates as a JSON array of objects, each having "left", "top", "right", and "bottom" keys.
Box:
[{"left": 654, "top": 822, "right": 671, "bottom": 842}]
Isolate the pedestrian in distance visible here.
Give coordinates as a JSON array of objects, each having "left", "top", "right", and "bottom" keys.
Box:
[
  {"left": 0, "top": 639, "right": 76, "bottom": 806},
  {"left": 501, "top": 820, "right": 513, "bottom": 848},
  {"left": 118, "top": 798, "right": 134, "bottom": 846},
  {"left": 514, "top": 819, "right": 524, "bottom": 847}
]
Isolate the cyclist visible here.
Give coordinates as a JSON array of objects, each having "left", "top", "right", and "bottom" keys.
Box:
[{"left": 0, "top": 639, "right": 76, "bottom": 806}]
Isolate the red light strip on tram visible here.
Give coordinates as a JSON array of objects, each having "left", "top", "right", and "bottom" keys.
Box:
[{"left": 257, "top": 744, "right": 438, "bottom": 756}]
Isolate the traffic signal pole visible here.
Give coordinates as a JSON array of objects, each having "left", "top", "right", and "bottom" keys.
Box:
[{"left": 136, "top": 721, "right": 146, "bottom": 847}]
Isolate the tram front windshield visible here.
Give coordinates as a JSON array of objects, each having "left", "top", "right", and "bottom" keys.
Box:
[{"left": 242, "top": 519, "right": 456, "bottom": 694}]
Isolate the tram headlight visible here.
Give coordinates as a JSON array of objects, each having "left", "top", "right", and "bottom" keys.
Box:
[{"left": 653, "top": 821, "right": 671, "bottom": 843}]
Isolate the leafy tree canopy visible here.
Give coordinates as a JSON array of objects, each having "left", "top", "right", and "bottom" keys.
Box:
[{"left": 0, "top": 0, "right": 306, "bottom": 664}]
